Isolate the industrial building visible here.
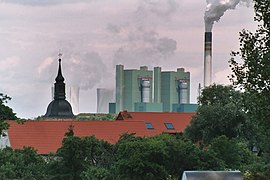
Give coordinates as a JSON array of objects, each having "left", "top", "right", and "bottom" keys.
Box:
[
  {"left": 96, "top": 88, "right": 114, "bottom": 113},
  {"left": 109, "top": 65, "right": 198, "bottom": 114}
]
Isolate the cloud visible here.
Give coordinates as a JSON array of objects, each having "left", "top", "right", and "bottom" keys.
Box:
[
  {"left": 113, "top": 33, "right": 177, "bottom": 66},
  {"left": 0, "top": 56, "right": 22, "bottom": 81},
  {"left": 107, "top": 24, "right": 121, "bottom": 34},
  {"left": 0, "top": 0, "right": 256, "bottom": 118},
  {"left": 0, "top": 0, "right": 95, "bottom": 6},
  {"left": 110, "top": 0, "right": 179, "bottom": 67},
  {"left": 138, "top": 0, "right": 178, "bottom": 17},
  {"left": 0, "top": 56, "right": 20, "bottom": 69},
  {"left": 38, "top": 51, "right": 108, "bottom": 90},
  {"left": 64, "top": 52, "right": 108, "bottom": 90},
  {"left": 213, "top": 68, "right": 231, "bottom": 85},
  {"left": 37, "top": 57, "right": 54, "bottom": 75}
]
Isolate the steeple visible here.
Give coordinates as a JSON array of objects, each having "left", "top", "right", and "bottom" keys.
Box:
[
  {"left": 45, "top": 53, "right": 74, "bottom": 118},
  {"left": 54, "top": 57, "right": 66, "bottom": 100},
  {"left": 55, "top": 58, "right": 64, "bottom": 83}
]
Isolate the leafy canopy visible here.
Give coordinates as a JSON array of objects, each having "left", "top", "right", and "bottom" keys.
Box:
[
  {"left": 0, "top": 93, "right": 17, "bottom": 134},
  {"left": 185, "top": 85, "right": 251, "bottom": 144}
]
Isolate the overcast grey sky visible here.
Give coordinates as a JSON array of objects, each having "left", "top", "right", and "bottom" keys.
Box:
[{"left": 0, "top": 0, "right": 257, "bottom": 118}]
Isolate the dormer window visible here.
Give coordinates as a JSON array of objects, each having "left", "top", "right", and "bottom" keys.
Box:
[
  {"left": 164, "top": 123, "right": 174, "bottom": 130},
  {"left": 145, "top": 122, "right": 154, "bottom": 129}
]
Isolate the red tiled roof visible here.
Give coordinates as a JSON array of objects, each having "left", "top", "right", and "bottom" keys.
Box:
[
  {"left": 7, "top": 120, "right": 148, "bottom": 154},
  {"left": 6, "top": 112, "right": 194, "bottom": 154},
  {"left": 116, "top": 111, "right": 195, "bottom": 121},
  {"left": 116, "top": 111, "right": 195, "bottom": 135}
]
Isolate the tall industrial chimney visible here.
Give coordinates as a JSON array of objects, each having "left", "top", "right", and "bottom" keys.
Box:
[{"left": 204, "top": 32, "right": 212, "bottom": 87}]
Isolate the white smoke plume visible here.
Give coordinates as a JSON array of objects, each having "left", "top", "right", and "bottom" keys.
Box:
[
  {"left": 204, "top": 0, "right": 252, "bottom": 32},
  {"left": 113, "top": 27, "right": 177, "bottom": 66},
  {"left": 0, "top": 0, "right": 94, "bottom": 6},
  {"left": 37, "top": 50, "right": 108, "bottom": 90},
  {"left": 111, "top": 0, "right": 178, "bottom": 67}
]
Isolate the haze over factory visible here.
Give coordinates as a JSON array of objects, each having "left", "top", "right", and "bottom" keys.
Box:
[{"left": 0, "top": 0, "right": 257, "bottom": 118}]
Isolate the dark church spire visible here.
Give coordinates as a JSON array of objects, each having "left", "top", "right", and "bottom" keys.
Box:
[
  {"left": 45, "top": 52, "right": 74, "bottom": 118},
  {"left": 55, "top": 58, "right": 64, "bottom": 83},
  {"left": 54, "top": 55, "right": 66, "bottom": 100}
]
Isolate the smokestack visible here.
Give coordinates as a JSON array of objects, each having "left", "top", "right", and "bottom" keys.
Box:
[{"left": 204, "top": 32, "right": 212, "bottom": 87}]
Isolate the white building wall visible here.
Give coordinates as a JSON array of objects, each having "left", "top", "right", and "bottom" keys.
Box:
[{"left": 0, "top": 131, "right": 11, "bottom": 149}]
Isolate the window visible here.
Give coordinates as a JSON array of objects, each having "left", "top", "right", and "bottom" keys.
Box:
[
  {"left": 145, "top": 122, "right": 154, "bottom": 129},
  {"left": 164, "top": 123, "right": 174, "bottom": 130}
]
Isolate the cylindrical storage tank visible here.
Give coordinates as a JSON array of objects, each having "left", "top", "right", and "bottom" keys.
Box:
[
  {"left": 141, "top": 80, "right": 150, "bottom": 103},
  {"left": 178, "top": 81, "right": 188, "bottom": 104}
]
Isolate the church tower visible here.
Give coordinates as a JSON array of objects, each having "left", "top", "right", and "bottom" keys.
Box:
[{"left": 45, "top": 54, "right": 74, "bottom": 118}]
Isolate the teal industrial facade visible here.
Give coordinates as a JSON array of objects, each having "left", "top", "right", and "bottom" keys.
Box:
[{"left": 109, "top": 65, "right": 197, "bottom": 114}]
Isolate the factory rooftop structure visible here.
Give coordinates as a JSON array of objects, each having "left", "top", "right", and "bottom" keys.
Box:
[{"left": 2, "top": 111, "right": 195, "bottom": 154}]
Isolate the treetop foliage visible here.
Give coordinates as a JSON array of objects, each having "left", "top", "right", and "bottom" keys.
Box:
[
  {"left": 229, "top": 0, "right": 270, "bottom": 94},
  {"left": 198, "top": 84, "right": 242, "bottom": 106},
  {"left": 254, "top": 0, "right": 270, "bottom": 29},
  {"left": 0, "top": 93, "right": 17, "bottom": 135},
  {"left": 229, "top": 0, "right": 270, "bottom": 159},
  {"left": 0, "top": 132, "right": 264, "bottom": 179}
]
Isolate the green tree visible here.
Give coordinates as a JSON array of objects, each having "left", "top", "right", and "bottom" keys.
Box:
[
  {"left": 185, "top": 85, "right": 252, "bottom": 144},
  {"left": 154, "top": 134, "right": 201, "bottom": 178},
  {"left": 208, "top": 136, "right": 256, "bottom": 170},
  {"left": 0, "top": 93, "right": 17, "bottom": 120},
  {"left": 0, "top": 147, "right": 47, "bottom": 179},
  {"left": 47, "top": 129, "right": 115, "bottom": 180},
  {"left": 81, "top": 166, "right": 111, "bottom": 180},
  {"left": 0, "top": 93, "right": 17, "bottom": 134},
  {"left": 115, "top": 133, "right": 221, "bottom": 179},
  {"left": 198, "top": 84, "right": 242, "bottom": 106},
  {"left": 197, "top": 148, "right": 225, "bottom": 171},
  {"left": 114, "top": 134, "right": 168, "bottom": 180},
  {"left": 229, "top": 0, "right": 270, "bottom": 160}
]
